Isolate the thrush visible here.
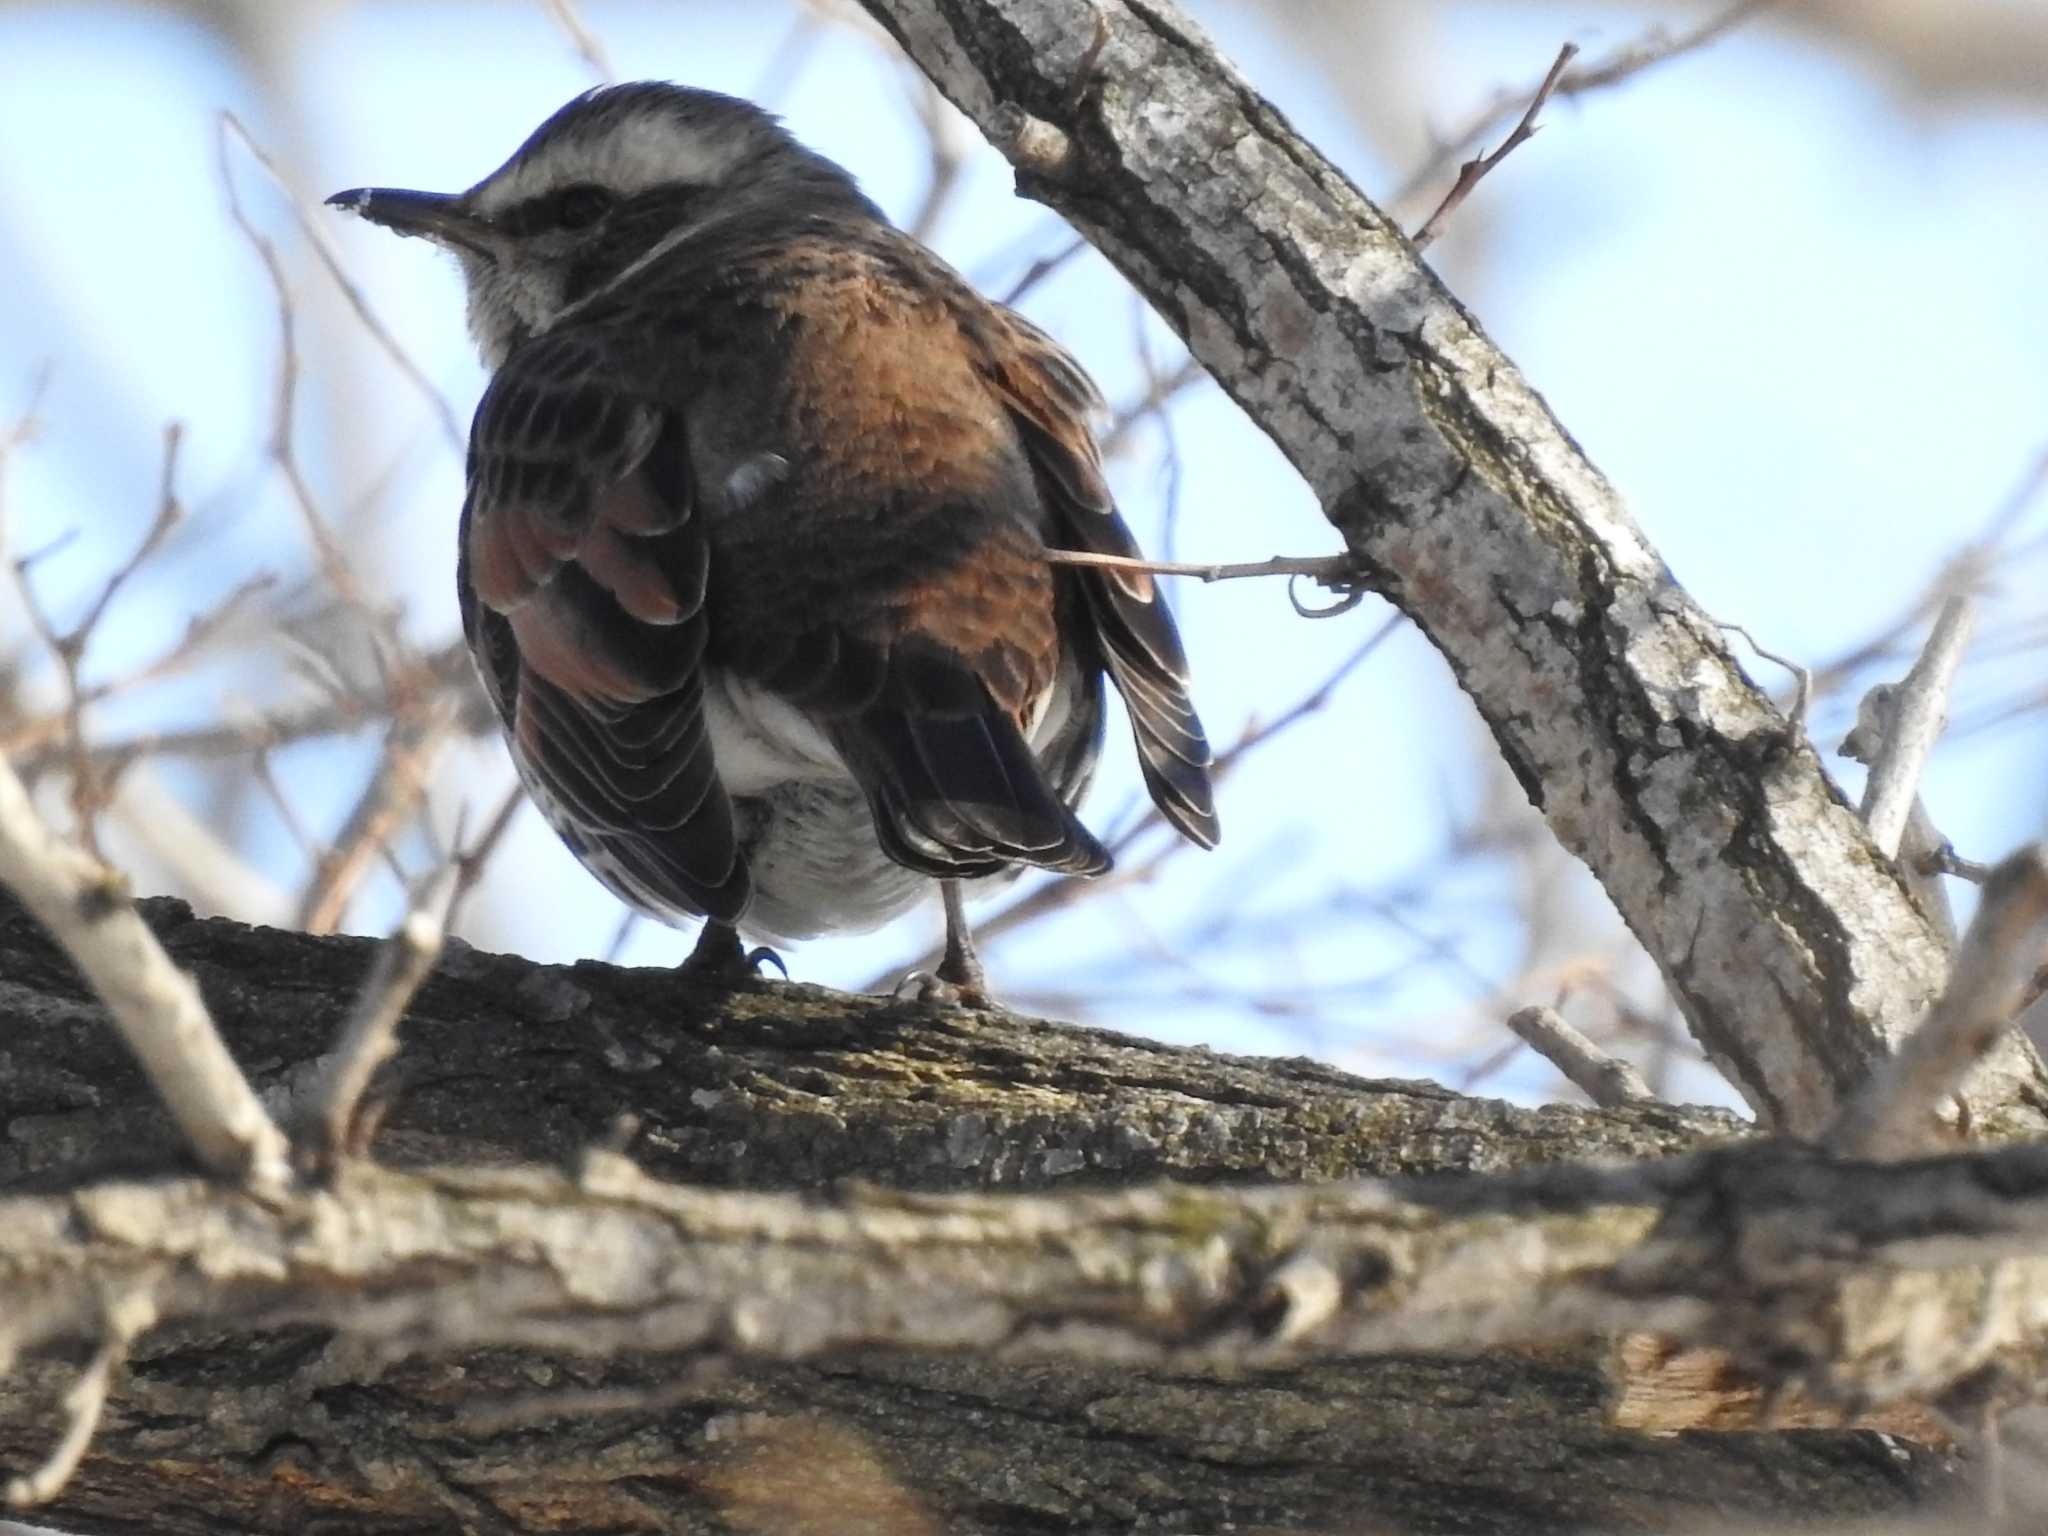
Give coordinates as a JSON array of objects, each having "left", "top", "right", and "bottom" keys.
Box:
[{"left": 329, "top": 83, "right": 1219, "bottom": 1001}]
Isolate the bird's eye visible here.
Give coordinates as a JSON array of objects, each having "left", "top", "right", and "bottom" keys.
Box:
[{"left": 551, "top": 184, "right": 613, "bottom": 230}]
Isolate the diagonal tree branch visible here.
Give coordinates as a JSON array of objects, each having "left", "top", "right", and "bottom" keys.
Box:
[
  {"left": 852, "top": 0, "right": 2048, "bottom": 1138},
  {"left": 0, "top": 758, "right": 290, "bottom": 1196}
]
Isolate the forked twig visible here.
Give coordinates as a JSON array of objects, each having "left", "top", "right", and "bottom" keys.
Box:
[
  {"left": 8, "top": 424, "right": 188, "bottom": 849},
  {"left": 1001, "top": 236, "right": 1088, "bottom": 307},
  {"left": 216, "top": 115, "right": 374, "bottom": 612}
]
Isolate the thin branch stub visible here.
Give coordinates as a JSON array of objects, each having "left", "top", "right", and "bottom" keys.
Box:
[{"left": 1041, "top": 548, "right": 1368, "bottom": 617}]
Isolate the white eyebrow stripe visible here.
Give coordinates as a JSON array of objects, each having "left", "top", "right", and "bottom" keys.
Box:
[{"left": 472, "top": 115, "right": 755, "bottom": 218}]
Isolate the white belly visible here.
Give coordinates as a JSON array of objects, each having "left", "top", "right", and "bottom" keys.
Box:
[
  {"left": 605, "top": 666, "right": 1084, "bottom": 944},
  {"left": 700, "top": 670, "right": 844, "bottom": 795},
  {"left": 699, "top": 670, "right": 926, "bottom": 941},
  {"left": 731, "top": 780, "right": 932, "bottom": 942}
]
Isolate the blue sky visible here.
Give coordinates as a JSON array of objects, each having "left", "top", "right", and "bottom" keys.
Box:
[{"left": 3, "top": 0, "right": 2045, "bottom": 1109}]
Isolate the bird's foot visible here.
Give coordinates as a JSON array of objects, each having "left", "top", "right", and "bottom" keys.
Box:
[
  {"left": 680, "top": 920, "right": 787, "bottom": 982},
  {"left": 892, "top": 968, "right": 996, "bottom": 1010},
  {"left": 897, "top": 878, "right": 999, "bottom": 1009}
]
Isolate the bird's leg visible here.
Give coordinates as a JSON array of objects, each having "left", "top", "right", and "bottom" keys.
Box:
[
  {"left": 933, "top": 879, "right": 994, "bottom": 1007},
  {"left": 894, "top": 883, "right": 995, "bottom": 1007},
  {"left": 680, "top": 919, "right": 785, "bottom": 980}
]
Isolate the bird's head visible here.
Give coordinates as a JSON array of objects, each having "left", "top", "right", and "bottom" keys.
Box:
[{"left": 328, "top": 83, "right": 874, "bottom": 366}]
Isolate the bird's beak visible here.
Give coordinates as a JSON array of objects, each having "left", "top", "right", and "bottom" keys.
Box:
[{"left": 325, "top": 186, "right": 497, "bottom": 259}]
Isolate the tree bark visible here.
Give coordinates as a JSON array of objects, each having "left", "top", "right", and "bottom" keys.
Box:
[
  {"left": 0, "top": 895, "right": 1986, "bottom": 1533},
  {"left": 852, "top": 0, "right": 2048, "bottom": 1140}
]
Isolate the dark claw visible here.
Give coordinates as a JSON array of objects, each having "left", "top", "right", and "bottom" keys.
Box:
[{"left": 680, "top": 920, "right": 785, "bottom": 982}]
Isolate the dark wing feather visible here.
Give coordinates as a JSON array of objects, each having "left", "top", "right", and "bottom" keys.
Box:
[
  {"left": 712, "top": 505, "right": 1111, "bottom": 880},
  {"left": 977, "top": 310, "right": 1221, "bottom": 848},
  {"left": 460, "top": 330, "right": 746, "bottom": 923},
  {"left": 827, "top": 635, "right": 1110, "bottom": 881}
]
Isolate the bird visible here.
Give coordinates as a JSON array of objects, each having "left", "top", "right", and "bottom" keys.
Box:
[{"left": 328, "top": 82, "right": 1218, "bottom": 1003}]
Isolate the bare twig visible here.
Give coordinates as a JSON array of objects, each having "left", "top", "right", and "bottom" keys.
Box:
[
  {"left": 72, "top": 423, "right": 187, "bottom": 646},
  {"left": 1000, "top": 235, "right": 1087, "bottom": 306},
  {"left": 1810, "top": 446, "right": 2036, "bottom": 727},
  {"left": 301, "top": 787, "right": 520, "bottom": 1172},
  {"left": 1041, "top": 548, "right": 1348, "bottom": 583},
  {"left": 1506, "top": 1004, "right": 1655, "bottom": 1108},
  {"left": 1829, "top": 844, "right": 2048, "bottom": 1160},
  {"left": 1842, "top": 683, "right": 1960, "bottom": 949},
  {"left": 1393, "top": 1, "right": 1777, "bottom": 208},
  {"left": 4, "top": 1280, "right": 158, "bottom": 1509},
  {"left": 296, "top": 693, "right": 459, "bottom": 933},
  {"left": 0, "top": 576, "right": 283, "bottom": 774},
  {"left": 1043, "top": 546, "right": 1366, "bottom": 620},
  {"left": 5, "top": 638, "right": 476, "bottom": 772},
  {"left": 1099, "top": 354, "right": 1205, "bottom": 458},
  {"left": 301, "top": 862, "right": 463, "bottom": 1173},
  {"left": 1860, "top": 594, "right": 1976, "bottom": 861},
  {"left": 1980, "top": 436, "right": 2048, "bottom": 551},
  {"left": 902, "top": 71, "right": 973, "bottom": 241},
  {"left": 220, "top": 112, "right": 463, "bottom": 451},
  {"left": 1715, "top": 618, "right": 1811, "bottom": 738},
  {"left": 454, "top": 782, "right": 527, "bottom": 894},
  {"left": 7, "top": 424, "right": 188, "bottom": 850},
  {"left": 0, "top": 752, "right": 291, "bottom": 1193},
  {"left": 1042, "top": 548, "right": 1356, "bottom": 587},
  {"left": 539, "top": 0, "right": 616, "bottom": 81},
  {"left": 1411, "top": 43, "right": 1578, "bottom": 252},
  {"left": 216, "top": 115, "right": 376, "bottom": 613},
  {"left": 1924, "top": 844, "right": 1994, "bottom": 885}
]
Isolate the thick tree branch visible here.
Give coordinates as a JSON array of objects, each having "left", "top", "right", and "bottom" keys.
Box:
[
  {"left": 0, "top": 895, "right": 1726, "bottom": 1196},
  {"left": 0, "top": 895, "right": 1976, "bottom": 1533},
  {"left": 854, "top": 0, "right": 2048, "bottom": 1138},
  {"left": 6, "top": 1140, "right": 2048, "bottom": 1409}
]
